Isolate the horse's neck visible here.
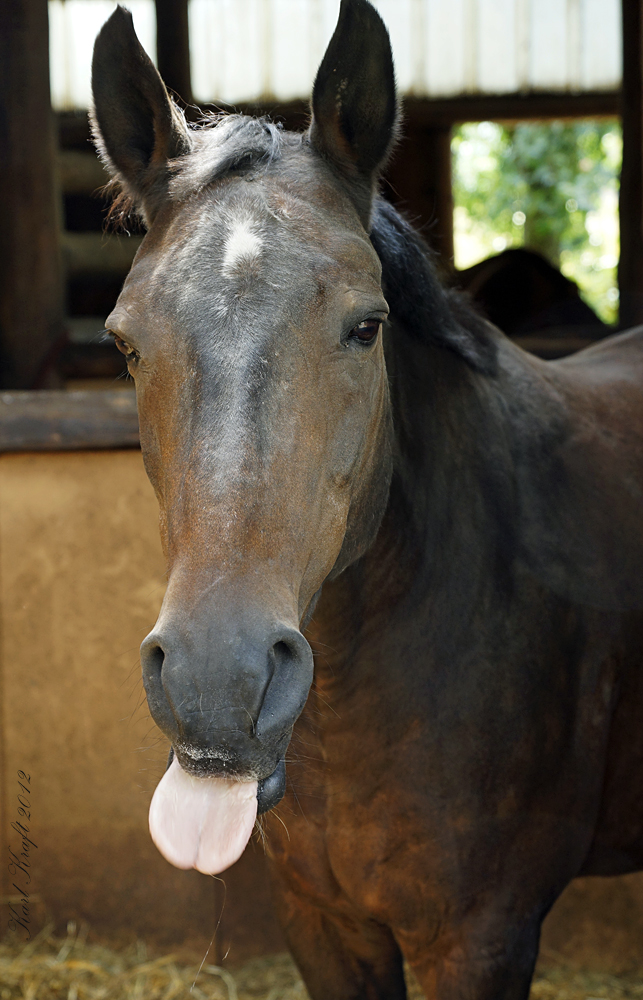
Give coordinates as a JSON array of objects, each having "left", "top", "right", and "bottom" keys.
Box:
[
  {"left": 382, "top": 329, "right": 520, "bottom": 600},
  {"left": 310, "top": 331, "right": 523, "bottom": 701}
]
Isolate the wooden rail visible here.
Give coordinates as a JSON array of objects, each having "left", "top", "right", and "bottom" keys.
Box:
[
  {"left": 0, "top": 332, "right": 601, "bottom": 452},
  {"left": 0, "top": 390, "right": 139, "bottom": 452}
]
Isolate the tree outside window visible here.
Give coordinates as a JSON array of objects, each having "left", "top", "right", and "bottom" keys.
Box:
[{"left": 452, "top": 120, "right": 622, "bottom": 324}]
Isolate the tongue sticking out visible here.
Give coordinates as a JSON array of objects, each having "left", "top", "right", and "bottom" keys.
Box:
[{"left": 149, "top": 757, "right": 258, "bottom": 875}]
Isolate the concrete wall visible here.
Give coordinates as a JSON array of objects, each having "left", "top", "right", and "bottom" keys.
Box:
[
  {"left": 0, "top": 448, "right": 642, "bottom": 970},
  {"left": 0, "top": 450, "right": 282, "bottom": 961}
]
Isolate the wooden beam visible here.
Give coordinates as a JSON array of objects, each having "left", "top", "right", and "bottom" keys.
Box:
[
  {"left": 0, "top": 0, "right": 64, "bottom": 389},
  {"left": 618, "top": 0, "right": 643, "bottom": 328},
  {"left": 155, "top": 0, "right": 192, "bottom": 104},
  {"left": 207, "top": 91, "right": 620, "bottom": 129},
  {"left": 60, "top": 233, "right": 143, "bottom": 277},
  {"left": 58, "top": 150, "right": 110, "bottom": 195},
  {"left": 57, "top": 90, "right": 621, "bottom": 150},
  {"left": 0, "top": 391, "right": 139, "bottom": 452},
  {"left": 400, "top": 91, "right": 620, "bottom": 126},
  {"left": 60, "top": 344, "right": 128, "bottom": 381}
]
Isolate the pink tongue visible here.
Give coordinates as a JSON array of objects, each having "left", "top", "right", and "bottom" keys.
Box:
[{"left": 149, "top": 757, "right": 258, "bottom": 875}]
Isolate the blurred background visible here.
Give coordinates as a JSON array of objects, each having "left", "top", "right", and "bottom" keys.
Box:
[
  {"left": 0, "top": 0, "right": 632, "bottom": 393},
  {"left": 2, "top": 0, "right": 643, "bottom": 994}
]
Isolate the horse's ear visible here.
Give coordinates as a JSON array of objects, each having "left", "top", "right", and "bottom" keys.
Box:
[
  {"left": 309, "top": 0, "right": 398, "bottom": 226},
  {"left": 91, "top": 5, "right": 191, "bottom": 225}
]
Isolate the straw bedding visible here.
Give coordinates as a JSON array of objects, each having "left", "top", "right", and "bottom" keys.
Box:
[{"left": 1, "top": 924, "right": 642, "bottom": 999}]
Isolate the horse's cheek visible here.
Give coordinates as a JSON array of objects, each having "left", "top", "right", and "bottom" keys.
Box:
[{"left": 327, "top": 364, "right": 388, "bottom": 481}]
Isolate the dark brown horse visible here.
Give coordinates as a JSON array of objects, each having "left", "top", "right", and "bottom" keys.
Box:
[{"left": 92, "top": 2, "right": 643, "bottom": 997}]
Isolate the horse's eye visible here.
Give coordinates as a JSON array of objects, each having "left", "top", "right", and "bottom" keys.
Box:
[
  {"left": 113, "top": 335, "right": 139, "bottom": 363},
  {"left": 349, "top": 319, "right": 381, "bottom": 345}
]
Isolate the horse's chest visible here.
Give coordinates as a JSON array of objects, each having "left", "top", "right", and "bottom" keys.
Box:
[
  {"left": 277, "top": 700, "right": 448, "bottom": 923},
  {"left": 324, "top": 780, "right": 446, "bottom": 929},
  {"left": 273, "top": 625, "right": 625, "bottom": 927}
]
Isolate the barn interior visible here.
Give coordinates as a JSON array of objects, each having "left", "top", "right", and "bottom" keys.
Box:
[{"left": 1, "top": 0, "right": 643, "bottom": 994}]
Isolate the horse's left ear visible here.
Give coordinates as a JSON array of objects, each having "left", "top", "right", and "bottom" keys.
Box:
[{"left": 309, "top": 0, "right": 398, "bottom": 227}]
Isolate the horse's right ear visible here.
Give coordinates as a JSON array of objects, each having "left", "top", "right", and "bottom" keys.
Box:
[
  {"left": 309, "top": 0, "right": 398, "bottom": 227},
  {"left": 91, "top": 5, "right": 191, "bottom": 225}
]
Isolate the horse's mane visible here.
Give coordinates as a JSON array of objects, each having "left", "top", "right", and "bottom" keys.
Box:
[{"left": 370, "top": 199, "right": 498, "bottom": 375}]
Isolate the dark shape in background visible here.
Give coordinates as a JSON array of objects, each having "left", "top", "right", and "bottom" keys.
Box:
[{"left": 458, "top": 248, "right": 607, "bottom": 338}]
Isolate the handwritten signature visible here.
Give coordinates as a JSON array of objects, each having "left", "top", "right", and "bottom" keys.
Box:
[{"left": 7, "top": 770, "right": 37, "bottom": 940}]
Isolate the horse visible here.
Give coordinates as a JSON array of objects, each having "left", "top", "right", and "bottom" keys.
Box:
[
  {"left": 91, "top": 2, "right": 643, "bottom": 997},
  {"left": 456, "top": 247, "right": 607, "bottom": 337}
]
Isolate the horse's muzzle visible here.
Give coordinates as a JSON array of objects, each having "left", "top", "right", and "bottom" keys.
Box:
[{"left": 140, "top": 612, "right": 314, "bottom": 808}]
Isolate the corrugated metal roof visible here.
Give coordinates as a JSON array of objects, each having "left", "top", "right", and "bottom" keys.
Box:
[
  {"left": 49, "top": 0, "right": 621, "bottom": 112},
  {"left": 50, "top": 0, "right": 156, "bottom": 110}
]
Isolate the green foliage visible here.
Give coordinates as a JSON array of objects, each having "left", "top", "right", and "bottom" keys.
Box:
[{"left": 452, "top": 120, "right": 622, "bottom": 324}]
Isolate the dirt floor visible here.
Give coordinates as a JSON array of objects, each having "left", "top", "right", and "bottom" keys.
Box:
[{"left": 1, "top": 924, "right": 643, "bottom": 999}]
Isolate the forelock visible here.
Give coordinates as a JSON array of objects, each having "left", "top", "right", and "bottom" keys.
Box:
[{"left": 169, "top": 114, "right": 289, "bottom": 201}]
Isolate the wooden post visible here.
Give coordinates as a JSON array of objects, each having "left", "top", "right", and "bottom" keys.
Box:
[
  {"left": 385, "top": 123, "right": 455, "bottom": 269},
  {"left": 155, "top": 0, "right": 192, "bottom": 104},
  {"left": 618, "top": 0, "right": 643, "bottom": 328},
  {"left": 0, "top": 0, "right": 64, "bottom": 389}
]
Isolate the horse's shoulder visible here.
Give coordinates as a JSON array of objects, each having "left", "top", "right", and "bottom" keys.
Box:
[{"left": 509, "top": 326, "right": 643, "bottom": 613}]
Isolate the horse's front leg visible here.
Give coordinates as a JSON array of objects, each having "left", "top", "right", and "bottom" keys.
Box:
[
  {"left": 401, "top": 911, "right": 541, "bottom": 1000},
  {"left": 271, "top": 873, "right": 407, "bottom": 1000}
]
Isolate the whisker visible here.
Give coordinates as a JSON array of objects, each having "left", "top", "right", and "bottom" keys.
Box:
[{"left": 271, "top": 808, "right": 291, "bottom": 842}]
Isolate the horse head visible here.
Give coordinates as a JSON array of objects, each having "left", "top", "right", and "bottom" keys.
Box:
[{"left": 92, "top": 0, "right": 398, "bottom": 873}]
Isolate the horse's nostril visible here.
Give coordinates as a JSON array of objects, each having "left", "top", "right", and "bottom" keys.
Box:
[
  {"left": 272, "top": 639, "right": 295, "bottom": 667},
  {"left": 144, "top": 642, "right": 165, "bottom": 677},
  {"left": 140, "top": 635, "right": 178, "bottom": 738},
  {"left": 140, "top": 636, "right": 165, "bottom": 682},
  {"left": 257, "top": 628, "right": 314, "bottom": 740}
]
